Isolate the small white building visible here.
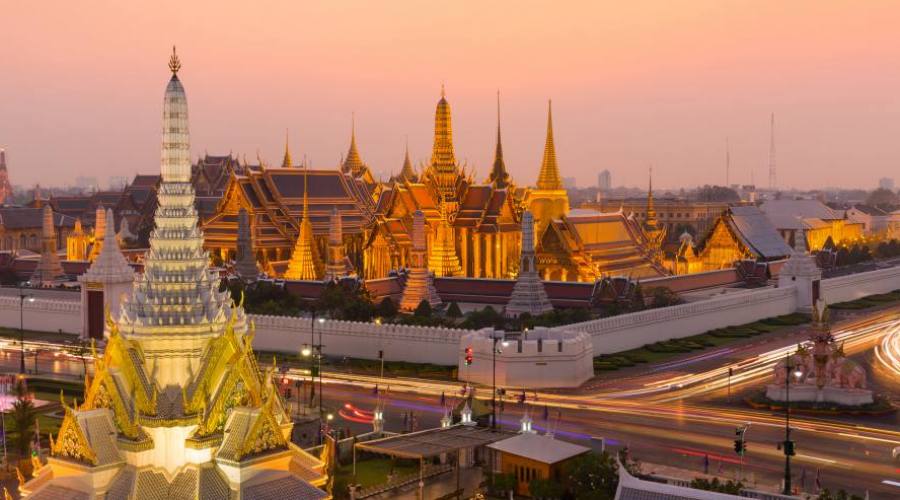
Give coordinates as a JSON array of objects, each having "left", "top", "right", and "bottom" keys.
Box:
[{"left": 458, "top": 327, "right": 593, "bottom": 389}]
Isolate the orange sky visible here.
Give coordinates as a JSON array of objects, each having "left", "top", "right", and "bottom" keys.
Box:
[{"left": 2, "top": 1, "right": 899, "bottom": 190}]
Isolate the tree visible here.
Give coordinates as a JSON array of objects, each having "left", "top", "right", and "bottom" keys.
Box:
[
  {"left": 694, "top": 185, "right": 740, "bottom": 203},
  {"left": 489, "top": 473, "right": 517, "bottom": 497},
  {"left": 865, "top": 188, "right": 899, "bottom": 209},
  {"left": 446, "top": 301, "right": 462, "bottom": 318},
  {"left": 316, "top": 280, "right": 375, "bottom": 321},
  {"left": 566, "top": 451, "right": 618, "bottom": 500},
  {"left": 529, "top": 478, "right": 564, "bottom": 499},
  {"left": 11, "top": 380, "right": 36, "bottom": 456},
  {"left": 817, "top": 488, "right": 864, "bottom": 500},
  {"left": 650, "top": 287, "right": 682, "bottom": 308},
  {"left": 413, "top": 300, "right": 432, "bottom": 318},
  {"left": 375, "top": 297, "right": 398, "bottom": 319},
  {"left": 690, "top": 477, "right": 743, "bottom": 494}
]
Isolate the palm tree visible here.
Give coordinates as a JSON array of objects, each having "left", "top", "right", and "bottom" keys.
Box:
[{"left": 11, "top": 380, "right": 36, "bottom": 456}]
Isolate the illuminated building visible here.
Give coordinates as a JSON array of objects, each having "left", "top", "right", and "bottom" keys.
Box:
[
  {"left": 677, "top": 206, "right": 792, "bottom": 273},
  {"left": 535, "top": 209, "right": 666, "bottom": 281},
  {"left": 760, "top": 199, "right": 864, "bottom": 250},
  {"left": 365, "top": 89, "right": 524, "bottom": 280},
  {"left": 201, "top": 136, "right": 374, "bottom": 277},
  {"left": 22, "top": 48, "right": 328, "bottom": 499},
  {"left": 66, "top": 218, "right": 89, "bottom": 261}
]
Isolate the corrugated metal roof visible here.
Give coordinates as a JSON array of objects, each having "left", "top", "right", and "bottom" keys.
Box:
[{"left": 729, "top": 206, "right": 792, "bottom": 258}]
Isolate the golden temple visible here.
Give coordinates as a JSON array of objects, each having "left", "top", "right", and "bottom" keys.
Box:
[{"left": 200, "top": 88, "right": 673, "bottom": 283}]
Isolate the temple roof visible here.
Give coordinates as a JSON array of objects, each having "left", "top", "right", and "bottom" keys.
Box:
[
  {"left": 725, "top": 206, "right": 793, "bottom": 259},
  {"left": 539, "top": 210, "right": 665, "bottom": 279},
  {"left": 0, "top": 207, "right": 76, "bottom": 230},
  {"left": 203, "top": 167, "right": 374, "bottom": 250}
]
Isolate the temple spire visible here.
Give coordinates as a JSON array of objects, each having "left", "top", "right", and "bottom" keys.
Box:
[
  {"left": 646, "top": 166, "right": 657, "bottom": 226},
  {"left": 427, "top": 86, "right": 460, "bottom": 200},
  {"left": 284, "top": 166, "right": 322, "bottom": 280},
  {"left": 488, "top": 91, "right": 510, "bottom": 189},
  {"left": 536, "top": 100, "right": 563, "bottom": 190},
  {"left": 398, "top": 137, "right": 416, "bottom": 182},
  {"left": 281, "top": 129, "right": 292, "bottom": 168},
  {"left": 342, "top": 113, "right": 365, "bottom": 176},
  {"left": 168, "top": 46, "right": 181, "bottom": 75}
]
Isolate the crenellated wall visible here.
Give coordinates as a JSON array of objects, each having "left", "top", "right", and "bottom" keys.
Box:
[
  {"left": 458, "top": 327, "right": 594, "bottom": 388},
  {"left": 249, "top": 314, "right": 466, "bottom": 365},
  {"left": 0, "top": 293, "right": 82, "bottom": 335},
  {"left": 555, "top": 286, "right": 798, "bottom": 355},
  {"left": 820, "top": 266, "right": 900, "bottom": 304}
]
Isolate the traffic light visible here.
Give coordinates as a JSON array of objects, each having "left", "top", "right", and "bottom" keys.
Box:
[
  {"left": 464, "top": 346, "right": 473, "bottom": 366},
  {"left": 378, "top": 350, "right": 384, "bottom": 360},
  {"left": 783, "top": 440, "right": 795, "bottom": 456},
  {"left": 734, "top": 428, "right": 747, "bottom": 456}
]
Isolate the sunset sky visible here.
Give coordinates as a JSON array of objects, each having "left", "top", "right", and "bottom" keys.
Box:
[{"left": 2, "top": 1, "right": 899, "bottom": 190}]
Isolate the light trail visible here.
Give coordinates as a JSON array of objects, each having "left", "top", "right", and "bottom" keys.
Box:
[{"left": 874, "top": 320, "right": 900, "bottom": 380}]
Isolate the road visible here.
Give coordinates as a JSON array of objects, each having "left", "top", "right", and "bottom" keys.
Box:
[{"left": 2, "top": 308, "right": 899, "bottom": 497}]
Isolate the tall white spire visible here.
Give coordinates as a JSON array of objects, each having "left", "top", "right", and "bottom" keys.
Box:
[
  {"left": 160, "top": 46, "right": 191, "bottom": 183},
  {"left": 118, "top": 48, "right": 243, "bottom": 385}
]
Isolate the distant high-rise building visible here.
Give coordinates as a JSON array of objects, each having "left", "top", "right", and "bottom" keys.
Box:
[
  {"left": 598, "top": 169, "right": 611, "bottom": 191},
  {"left": 562, "top": 176, "right": 577, "bottom": 189},
  {"left": 878, "top": 177, "right": 895, "bottom": 191},
  {"left": 0, "top": 149, "right": 13, "bottom": 205}
]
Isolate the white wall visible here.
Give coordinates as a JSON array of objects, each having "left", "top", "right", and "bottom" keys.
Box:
[
  {"left": 556, "top": 287, "right": 798, "bottom": 355},
  {"left": 250, "top": 314, "right": 466, "bottom": 365},
  {"left": 459, "top": 328, "right": 594, "bottom": 389},
  {"left": 0, "top": 294, "right": 82, "bottom": 335},
  {"left": 820, "top": 266, "right": 900, "bottom": 304}
]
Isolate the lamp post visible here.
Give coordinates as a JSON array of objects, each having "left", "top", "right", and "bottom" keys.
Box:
[
  {"left": 491, "top": 333, "right": 509, "bottom": 430},
  {"left": 782, "top": 354, "right": 801, "bottom": 495},
  {"left": 305, "top": 308, "right": 327, "bottom": 444},
  {"left": 17, "top": 282, "right": 34, "bottom": 375}
]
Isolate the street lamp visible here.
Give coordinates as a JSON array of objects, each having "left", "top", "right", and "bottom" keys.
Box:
[
  {"left": 17, "top": 282, "right": 34, "bottom": 375},
  {"left": 491, "top": 334, "right": 510, "bottom": 430},
  {"left": 782, "top": 354, "right": 800, "bottom": 495}
]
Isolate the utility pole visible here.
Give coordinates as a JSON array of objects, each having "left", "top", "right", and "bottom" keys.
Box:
[{"left": 782, "top": 353, "right": 796, "bottom": 495}]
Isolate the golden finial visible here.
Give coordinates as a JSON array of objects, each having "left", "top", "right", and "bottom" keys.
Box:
[
  {"left": 282, "top": 129, "right": 292, "bottom": 168},
  {"left": 168, "top": 46, "right": 181, "bottom": 75},
  {"left": 440, "top": 83, "right": 446, "bottom": 99}
]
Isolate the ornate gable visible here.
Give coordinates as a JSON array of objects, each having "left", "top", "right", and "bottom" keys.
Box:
[{"left": 52, "top": 400, "right": 99, "bottom": 466}]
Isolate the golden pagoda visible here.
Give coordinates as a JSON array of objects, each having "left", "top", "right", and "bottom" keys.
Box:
[
  {"left": 364, "top": 87, "right": 522, "bottom": 280},
  {"left": 66, "top": 218, "right": 89, "bottom": 261},
  {"left": 524, "top": 100, "right": 570, "bottom": 237},
  {"left": 22, "top": 47, "right": 329, "bottom": 499},
  {"left": 428, "top": 205, "right": 463, "bottom": 277},
  {"left": 284, "top": 169, "right": 323, "bottom": 280}
]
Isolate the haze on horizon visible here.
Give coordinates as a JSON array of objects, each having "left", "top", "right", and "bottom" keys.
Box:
[{"left": 2, "top": 0, "right": 899, "bottom": 191}]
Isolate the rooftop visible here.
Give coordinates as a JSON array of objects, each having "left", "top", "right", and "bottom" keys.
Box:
[{"left": 487, "top": 432, "right": 590, "bottom": 464}]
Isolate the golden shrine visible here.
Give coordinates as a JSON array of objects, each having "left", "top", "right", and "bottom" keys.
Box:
[{"left": 21, "top": 49, "right": 329, "bottom": 499}]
